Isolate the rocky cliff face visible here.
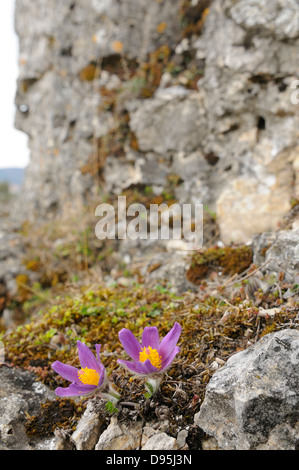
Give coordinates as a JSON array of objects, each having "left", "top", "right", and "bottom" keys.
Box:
[
  {"left": 14, "top": 0, "right": 299, "bottom": 244},
  {"left": 1, "top": 1, "right": 298, "bottom": 451}
]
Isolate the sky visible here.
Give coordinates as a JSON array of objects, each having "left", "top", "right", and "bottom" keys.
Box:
[{"left": 0, "top": 0, "right": 29, "bottom": 169}]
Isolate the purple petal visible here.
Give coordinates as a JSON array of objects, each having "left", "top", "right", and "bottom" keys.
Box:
[
  {"left": 51, "top": 361, "right": 80, "bottom": 384},
  {"left": 118, "top": 328, "right": 142, "bottom": 361},
  {"left": 77, "top": 340, "right": 99, "bottom": 371},
  {"left": 55, "top": 382, "right": 96, "bottom": 397},
  {"left": 141, "top": 358, "right": 160, "bottom": 374},
  {"left": 98, "top": 363, "right": 107, "bottom": 388},
  {"left": 142, "top": 327, "right": 160, "bottom": 350},
  {"left": 117, "top": 358, "right": 158, "bottom": 375},
  {"left": 95, "top": 344, "right": 102, "bottom": 364},
  {"left": 158, "top": 322, "right": 181, "bottom": 362},
  {"left": 160, "top": 346, "right": 180, "bottom": 372}
]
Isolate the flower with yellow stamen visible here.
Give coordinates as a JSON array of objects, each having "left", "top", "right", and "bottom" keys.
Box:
[
  {"left": 52, "top": 341, "right": 106, "bottom": 397},
  {"left": 78, "top": 367, "right": 100, "bottom": 386},
  {"left": 139, "top": 346, "right": 162, "bottom": 369},
  {"left": 117, "top": 323, "right": 181, "bottom": 379}
]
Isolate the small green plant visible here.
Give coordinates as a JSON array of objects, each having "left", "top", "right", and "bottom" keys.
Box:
[{"left": 105, "top": 401, "right": 119, "bottom": 415}]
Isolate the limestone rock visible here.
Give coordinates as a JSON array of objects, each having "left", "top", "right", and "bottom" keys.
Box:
[
  {"left": 15, "top": 0, "right": 182, "bottom": 77},
  {"left": 197, "top": 0, "right": 299, "bottom": 243},
  {"left": 71, "top": 398, "right": 105, "bottom": 450},
  {"left": 0, "top": 218, "right": 38, "bottom": 324},
  {"left": 142, "top": 252, "right": 196, "bottom": 294},
  {"left": 13, "top": 0, "right": 183, "bottom": 219},
  {"left": 0, "top": 365, "right": 56, "bottom": 450},
  {"left": 228, "top": 0, "right": 299, "bottom": 40},
  {"left": 141, "top": 432, "right": 178, "bottom": 451},
  {"left": 13, "top": 0, "right": 299, "bottom": 246},
  {"left": 95, "top": 416, "right": 143, "bottom": 451},
  {"left": 216, "top": 176, "right": 292, "bottom": 244},
  {"left": 91, "top": 0, "right": 182, "bottom": 62},
  {"left": 129, "top": 87, "right": 206, "bottom": 155},
  {"left": 252, "top": 229, "right": 299, "bottom": 282},
  {"left": 0, "top": 231, "right": 26, "bottom": 298},
  {"left": 194, "top": 329, "right": 299, "bottom": 450},
  {"left": 176, "top": 429, "right": 188, "bottom": 449}
]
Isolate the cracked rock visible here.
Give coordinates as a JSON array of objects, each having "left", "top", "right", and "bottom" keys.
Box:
[{"left": 195, "top": 329, "right": 299, "bottom": 450}]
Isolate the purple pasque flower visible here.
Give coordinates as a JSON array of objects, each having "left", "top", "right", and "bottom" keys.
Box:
[
  {"left": 117, "top": 322, "right": 181, "bottom": 377},
  {"left": 52, "top": 340, "right": 106, "bottom": 397}
]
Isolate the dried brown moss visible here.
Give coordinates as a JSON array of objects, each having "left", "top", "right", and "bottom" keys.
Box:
[
  {"left": 24, "top": 399, "right": 86, "bottom": 437},
  {"left": 180, "top": 0, "right": 212, "bottom": 38},
  {"left": 186, "top": 245, "right": 253, "bottom": 285}
]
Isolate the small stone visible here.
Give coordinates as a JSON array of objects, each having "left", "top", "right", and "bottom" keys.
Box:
[
  {"left": 201, "top": 436, "right": 219, "bottom": 451},
  {"left": 141, "top": 432, "right": 178, "bottom": 450},
  {"left": 95, "top": 417, "right": 143, "bottom": 450},
  {"left": 176, "top": 429, "right": 188, "bottom": 449},
  {"left": 71, "top": 399, "right": 104, "bottom": 450}
]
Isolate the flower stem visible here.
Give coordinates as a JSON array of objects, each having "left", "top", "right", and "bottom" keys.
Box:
[
  {"left": 145, "top": 376, "right": 162, "bottom": 397},
  {"left": 101, "top": 381, "right": 121, "bottom": 404}
]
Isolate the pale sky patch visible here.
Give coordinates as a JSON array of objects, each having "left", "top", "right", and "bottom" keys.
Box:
[{"left": 0, "top": 0, "right": 29, "bottom": 169}]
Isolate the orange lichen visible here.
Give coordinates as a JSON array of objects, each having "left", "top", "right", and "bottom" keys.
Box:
[
  {"left": 157, "top": 22, "right": 167, "bottom": 34},
  {"left": 79, "top": 63, "right": 98, "bottom": 82},
  {"left": 112, "top": 41, "right": 124, "bottom": 54}
]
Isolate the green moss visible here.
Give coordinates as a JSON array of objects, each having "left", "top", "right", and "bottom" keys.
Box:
[
  {"left": 4, "top": 284, "right": 178, "bottom": 383},
  {"left": 2, "top": 270, "right": 297, "bottom": 440},
  {"left": 4, "top": 276, "right": 296, "bottom": 387}
]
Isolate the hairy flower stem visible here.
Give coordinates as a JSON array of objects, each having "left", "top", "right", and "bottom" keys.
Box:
[
  {"left": 145, "top": 376, "right": 162, "bottom": 396},
  {"left": 101, "top": 381, "right": 121, "bottom": 404}
]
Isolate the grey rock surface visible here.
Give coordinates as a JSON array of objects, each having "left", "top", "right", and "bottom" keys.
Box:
[
  {"left": 252, "top": 229, "right": 299, "bottom": 282},
  {"left": 141, "top": 432, "right": 178, "bottom": 450},
  {"left": 194, "top": 329, "right": 299, "bottom": 450},
  {"left": 227, "top": 0, "right": 299, "bottom": 40},
  {"left": 199, "top": 0, "right": 299, "bottom": 243},
  {"left": 13, "top": 0, "right": 299, "bottom": 244},
  {"left": 0, "top": 365, "right": 56, "bottom": 450},
  {"left": 70, "top": 398, "right": 105, "bottom": 450},
  {"left": 13, "top": 0, "right": 182, "bottom": 219},
  {"left": 15, "top": 0, "right": 182, "bottom": 77},
  {"left": 95, "top": 416, "right": 144, "bottom": 451},
  {"left": 129, "top": 87, "right": 206, "bottom": 155},
  {"left": 141, "top": 251, "right": 196, "bottom": 294}
]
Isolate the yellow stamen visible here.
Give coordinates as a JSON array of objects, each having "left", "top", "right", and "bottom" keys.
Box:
[
  {"left": 78, "top": 367, "right": 100, "bottom": 386},
  {"left": 139, "top": 346, "right": 162, "bottom": 369}
]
